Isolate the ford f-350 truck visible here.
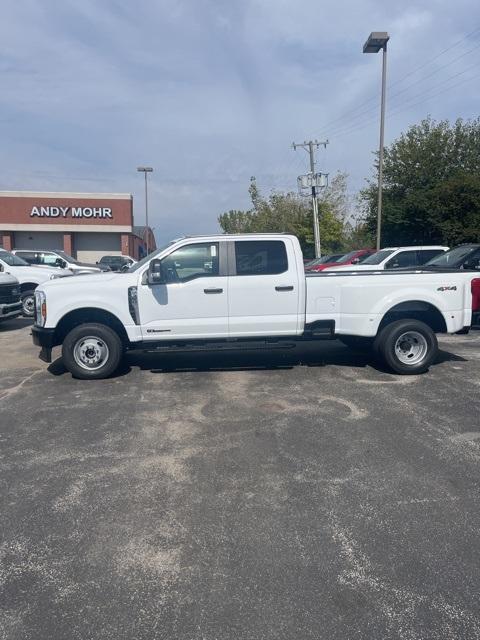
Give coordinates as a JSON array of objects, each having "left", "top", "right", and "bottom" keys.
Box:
[
  {"left": 0, "top": 273, "right": 22, "bottom": 322},
  {"left": 31, "top": 234, "right": 480, "bottom": 379}
]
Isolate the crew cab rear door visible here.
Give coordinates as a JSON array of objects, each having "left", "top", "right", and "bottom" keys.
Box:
[{"left": 227, "top": 238, "right": 301, "bottom": 336}]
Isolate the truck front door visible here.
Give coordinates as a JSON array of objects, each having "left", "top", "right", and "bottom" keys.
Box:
[
  {"left": 227, "top": 239, "right": 301, "bottom": 336},
  {"left": 138, "top": 241, "right": 229, "bottom": 339}
]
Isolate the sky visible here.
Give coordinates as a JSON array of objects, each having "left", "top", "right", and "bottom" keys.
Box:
[{"left": 1, "top": 0, "right": 479, "bottom": 243}]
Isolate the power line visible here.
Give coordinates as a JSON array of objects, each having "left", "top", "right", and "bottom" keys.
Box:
[
  {"left": 316, "top": 25, "right": 480, "bottom": 138},
  {"left": 332, "top": 68, "right": 480, "bottom": 142},
  {"left": 389, "top": 25, "right": 480, "bottom": 88},
  {"left": 325, "top": 47, "right": 480, "bottom": 140},
  {"left": 328, "top": 61, "right": 480, "bottom": 141}
]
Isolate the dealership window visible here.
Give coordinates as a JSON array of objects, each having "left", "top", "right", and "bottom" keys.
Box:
[{"left": 235, "top": 240, "right": 288, "bottom": 275}]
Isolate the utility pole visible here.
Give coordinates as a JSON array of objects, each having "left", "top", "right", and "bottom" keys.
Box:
[
  {"left": 293, "top": 140, "right": 328, "bottom": 258},
  {"left": 137, "top": 166, "right": 153, "bottom": 255}
]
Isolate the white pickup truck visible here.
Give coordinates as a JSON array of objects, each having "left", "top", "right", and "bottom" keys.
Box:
[
  {"left": 0, "top": 249, "right": 72, "bottom": 316},
  {"left": 0, "top": 273, "right": 22, "bottom": 322},
  {"left": 32, "top": 234, "right": 480, "bottom": 379}
]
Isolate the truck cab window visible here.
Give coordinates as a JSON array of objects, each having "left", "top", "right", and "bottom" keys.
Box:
[
  {"left": 235, "top": 240, "right": 288, "bottom": 275},
  {"left": 40, "top": 253, "right": 59, "bottom": 266},
  {"left": 385, "top": 250, "right": 418, "bottom": 269},
  {"left": 161, "top": 243, "right": 219, "bottom": 282}
]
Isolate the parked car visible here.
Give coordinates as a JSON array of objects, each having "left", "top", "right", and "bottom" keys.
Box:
[
  {"left": 325, "top": 246, "right": 448, "bottom": 271},
  {"left": 31, "top": 233, "right": 479, "bottom": 379},
  {"left": 304, "top": 253, "right": 345, "bottom": 269},
  {"left": 307, "top": 249, "right": 376, "bottom": 272},
  {"left": 97, "top": 255, "right": 136, "bottom": 272},
  {"left": 12, "top": 249, "right": 109, "bottom": 274},
  {"left": 0, "top": 273, "right": 22, "bottom": 322},
  {"left": 422, "top": 244, "right": 480, "bottom": 271},
  {"left": 0, "top": 250, "right": 72, "bottom": 317}
]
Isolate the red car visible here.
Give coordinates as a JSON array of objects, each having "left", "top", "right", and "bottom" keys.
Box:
[{"left": 306, "top": 249, "right": 376, "bottom": 272}]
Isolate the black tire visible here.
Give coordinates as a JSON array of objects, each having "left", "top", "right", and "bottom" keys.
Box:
[
  {"left": 21, "top": 290, "right": 35, "bottom": 317},
  {"left": 374, "top": 319, "right": 438, "bottom": 375},
  {"left": 338, "top": 335, "right": 374, "bottom": 351},
  {"left": 62, "top": 323, "right": 123, "bottom": 379}
]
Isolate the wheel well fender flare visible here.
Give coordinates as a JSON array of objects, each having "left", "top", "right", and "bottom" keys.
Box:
[
  {"left": 378, "top": 300, "right": 447, "bottom": 333},
  {"left": 20, "top": 282, "right": 39, "bottom": 293},
  {"left": 54, "top": 307, "right": 129, "bottom": 346}
]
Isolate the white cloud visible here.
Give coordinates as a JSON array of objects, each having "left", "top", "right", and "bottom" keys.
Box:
[{"left": 0, "top": 0, "right": 479, "bottom": 242}]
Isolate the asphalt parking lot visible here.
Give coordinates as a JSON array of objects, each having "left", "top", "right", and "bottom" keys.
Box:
[{"left": 1, "top": 319, "right": 480, "bottom": 640}]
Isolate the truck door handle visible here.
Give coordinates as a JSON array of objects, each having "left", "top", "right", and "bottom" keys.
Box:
[
  {"left": 275, "top": 285, "right": 294, "bottom": 292},
  {"left": 204, "top": 287, "right": 223, "bottom": 294}
]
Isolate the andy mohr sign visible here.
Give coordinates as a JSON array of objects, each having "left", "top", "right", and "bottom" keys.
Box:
[{"left": 30, "top": 206, "right": 113, "bottom": 218}]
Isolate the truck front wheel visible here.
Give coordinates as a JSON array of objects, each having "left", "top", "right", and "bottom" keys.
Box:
[
  {"left": 62, "top": 323, "right": 123, "bottom": 379},
  {"left": 375, "top": 319, "right": 438, "bottom": 375},
  {"left": 21, "top": 290, "right": 36, "bottom": 317}
]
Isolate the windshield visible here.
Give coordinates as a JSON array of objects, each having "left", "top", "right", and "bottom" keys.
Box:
[
  {"left": 336, "top": 250, "right": 359, "bottom": 262},
  {"left": 55, "top": 250, "right": 80, "bottom": 265},
  {"left": 0, "top": 250, "right": 30, "bottom": 266},
  {"left": 127, "top": 240, "right": 179, "bottom": 272},
  {"left": 425, "top": 245, "right": 476, "bottom": 267},
  {"left": 361, "top": 250, "right": 395, "bottom": 265},
  {"left": 307, "top": 254, "right": 344, "bottom": 267},
  {"left": 100, "top": 256, "right": 124, "bottom": 263}
]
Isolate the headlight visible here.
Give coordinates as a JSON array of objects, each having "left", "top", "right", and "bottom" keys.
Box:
[{"left": 34, "top": 291, "right": 47, "bottom": 327}]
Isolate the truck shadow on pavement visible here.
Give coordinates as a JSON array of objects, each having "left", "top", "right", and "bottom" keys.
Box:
[
  {"left": 47, "top": 340, "right": 468, "bottom": 378},
  {"left": 0, "top": 318, "right": 33, "bottom": 332}
]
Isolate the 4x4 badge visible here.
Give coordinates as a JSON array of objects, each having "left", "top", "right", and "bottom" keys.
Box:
[{"left": 437, "top": 285, "right": 457, "bottom": 291}]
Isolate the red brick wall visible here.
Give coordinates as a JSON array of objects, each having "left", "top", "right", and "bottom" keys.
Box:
[
  {"left": 0, "top": 194, "right": 133, "bottom": 227},
  {"left": 1, "top": 232, "right": 13, "bottom": 250},
  {"left": 63, "top": 233, "right": 73, "bottom": 255}
]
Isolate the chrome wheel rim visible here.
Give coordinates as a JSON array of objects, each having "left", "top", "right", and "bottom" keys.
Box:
[
  {"left": 73, "top": 336, "right": 109, "bottom": 371},
  {"left": 22, "top": 295, "right": 35, "bottom": 316},
  {"left": 394, "top": 331, "right": 428, "bottom": 365}
]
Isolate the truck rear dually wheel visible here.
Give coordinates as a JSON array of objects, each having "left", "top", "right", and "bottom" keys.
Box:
[
  {"left": 62, "top": 323, "right": 123, "bottom": 379},
  {"left": 375, "top": 319, "right": 438, "bottom": 375}
]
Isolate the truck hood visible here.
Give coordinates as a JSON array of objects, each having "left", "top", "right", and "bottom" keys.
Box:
[
  {"left": 71, "top": 262, "right": 104, "bottom": 271},
  {"left": 41, "top": 271, "right": 120, "bottom": 290},
  {"left": 4, "top": 265, "right": 73, "bottom": 280},
  {"left": 0, "top": 273, "right": 20, "bottom": 286}
]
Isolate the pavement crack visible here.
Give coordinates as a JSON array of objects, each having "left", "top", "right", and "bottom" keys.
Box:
[{"left": 0, "top": 369, "right": 43, "bottom": 402}]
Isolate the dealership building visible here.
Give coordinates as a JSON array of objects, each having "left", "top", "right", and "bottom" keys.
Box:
[{"left": 0, "top": 191, "right": 156, "bottom": 262}]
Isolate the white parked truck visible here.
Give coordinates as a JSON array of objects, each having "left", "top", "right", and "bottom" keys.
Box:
[
  {"left": 325, "top": 246, "right": 449, "bottom": 271},
  {"left": 31, "top": 234, "right": 480, "bottom": 379},
  {"left": 0, "top": 273, "right": 22, "bottom": 322},
  {"left": 0, "top": 249, "right": 73, "bottom": 316}
]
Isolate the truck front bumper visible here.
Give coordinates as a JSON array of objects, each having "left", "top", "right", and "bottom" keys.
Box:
[
  {"left": 31, "top": 326, "right": 56, "bottom": 363},
  {"left": 0, "top": 301, "right": 22, "bottom": 321}
]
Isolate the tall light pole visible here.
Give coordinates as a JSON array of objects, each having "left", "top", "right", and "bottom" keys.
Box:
[
  {"left": 363, "top": 32, "right": 389, "bottom": 250},
  {"left": 137, "top": 166, "right": 153, "bottom": 255}
]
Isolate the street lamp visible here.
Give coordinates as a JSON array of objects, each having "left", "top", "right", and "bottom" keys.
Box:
[
  {"left": 363, "top": 31, "right": 389, "bottom": 250},
  {"left": 137, "top": 166, "right": 153, "bottom": 255}
]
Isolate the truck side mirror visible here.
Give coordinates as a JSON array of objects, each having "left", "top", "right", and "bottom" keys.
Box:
[
  {"left": 55, "top": 258, "right": 66, "bottom": 268},
  {"left": 148, "top": 258, "right": 166, "bottom": 285}
]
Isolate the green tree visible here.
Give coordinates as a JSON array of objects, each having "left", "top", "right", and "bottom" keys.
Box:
[
  {"left": 218, "top": 173, "right": 349, "bottom": 258},
  {"left": 361, "top": 117, "right": 480, "bottom": 246}
]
